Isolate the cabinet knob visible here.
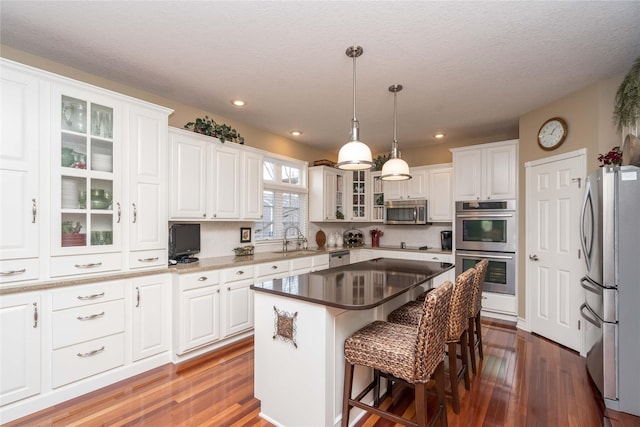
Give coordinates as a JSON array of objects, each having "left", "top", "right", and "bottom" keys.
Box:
[
  {"left": 271, "top": 265, "right": 278, "bottom": 270},
  {"left": 198, "top": 276, "right": 208, "bottom": 281},
  {"left": 236, "top": 270, "right": 244, "bottom": 275}
]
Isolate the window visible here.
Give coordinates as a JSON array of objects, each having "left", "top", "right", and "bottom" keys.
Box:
[{"left": 255, "top": 156, "right": 307, "bottom": 242}]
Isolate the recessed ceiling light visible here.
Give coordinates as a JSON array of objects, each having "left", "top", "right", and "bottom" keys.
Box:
[
  {"left": 231, "top": 99, "right": 246, "bottom": 107},
  {"left": 290, "top": 130, "right": 303, "bottom": 136},
  {"left": 434, "top": 133, "right": 445, "bottom": 139}
]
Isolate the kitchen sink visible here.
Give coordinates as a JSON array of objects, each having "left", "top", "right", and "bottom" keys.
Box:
[{"left": 272, "top": 249, "right": 310, "bottom": 256}]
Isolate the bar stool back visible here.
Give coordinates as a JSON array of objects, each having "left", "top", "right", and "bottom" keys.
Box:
[{"left": 341, "top": 280, "right": 453, "bottom": 427}]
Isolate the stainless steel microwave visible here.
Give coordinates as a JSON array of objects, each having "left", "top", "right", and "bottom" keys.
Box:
[{"left": 384, "top": 199, "right": 429, "bottom": 225}]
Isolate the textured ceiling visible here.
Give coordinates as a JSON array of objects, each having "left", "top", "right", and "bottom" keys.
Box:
[{"left": 2, "top": 1, "right": 639, "bottom": 155}]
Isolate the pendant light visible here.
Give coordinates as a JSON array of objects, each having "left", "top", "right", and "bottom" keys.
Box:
[
  {"left": 381, "top": 84, "right": 412, "bottom": 181},
  {"left": 336, "top": 45, "right": 374, "bottom": 170}
]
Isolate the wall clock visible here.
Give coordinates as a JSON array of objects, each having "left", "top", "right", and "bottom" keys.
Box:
[{"left": 537, "top": 117, "right": 568, "bottom": 150}]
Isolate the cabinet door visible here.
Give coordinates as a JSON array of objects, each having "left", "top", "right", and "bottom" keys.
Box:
[
  {"left": 370, "top": 172, "right": 384, "bottom": 222},
  {"left": 211, "top": 145, "right": 240, "bottom": 219},
  {"left": 0, "top": 292, "right": 41, "bottom": 405},
  {"left": 485, "top": 144, "right": 517, "bottom": 200},
  {"left": 242, "top": 151, "right": 263, "bottom": 219},
  {"left": 132, "top": 275, "right": 170, "bottom": 361},
  {"left": 0, "top": 65, "right": 40, "bottom": 270},
  {"left": 52, "top": 84, "right": 123, "bottom": 256},
  {"left": 348, "top": 170, "right": 369, "bottom": 221},
  {"left": 169, "top": 131, "right": 207, "bottom": 219},
  {"left": 323, "top": 171, "right": 338, "bottom": 220},
  {"left": 406, "top": 168, "right": 428, "bottom": 199},
  {"left": 428, "top": 167, "right": 452, "bottom": 222},
  {"left": 383, "top": 179, "right": 405, "bottom": 201},
  {"left": 128, "top": 105, "right": 169, "bottom": 259},
  {"left": 453, "top": 149, "right": 483, "bottom": 201},
  {"left": 224, "top": 280, "right": 254, "bottom": 336},
  {"left": 179, "top": 284, "right": 221, "bottom": 353}
]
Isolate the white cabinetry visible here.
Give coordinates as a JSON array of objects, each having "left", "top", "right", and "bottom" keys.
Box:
[
  {"left": 175, "top": 270, "right": 221, "bottom": 355},
  {"left": 50, "top": 280, "right": 125, "bottom": 388},
  {"left": 384, "top": 167, "right": 428, "bottom": 201},
  {"left": 127, "top": 106, "right": 169, "bottom": 268},
  {"left": 131, "top": 274, "right": 171, "bottom": 361},
  {"left": 309, "top": 166, "right": 345, "bottom": 221},
  {"left": 0, "top": 292, "right": 41, "bottom": 406},
  {"left": 222, "top": 265, "right": 255, "bottom": 337},
  {"left": 0, "top": 63, "right": 41, "bottom": 283},
  {"left": 427, "top": 166, "right": 452, "bottom": 222},
  {"left": 346, "top": 170, "right": 370, "bottom": 221},
  {"left": 451, "top": 140, "right": 518, "bottom": 201},
  {"left": 370, "top": 171, "right": 384, "bottom": 222},
  {"left": 168, "top": 127, "right": 262, "bottom": 221}
]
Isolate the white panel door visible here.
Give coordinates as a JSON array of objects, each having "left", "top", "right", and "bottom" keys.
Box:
[
  {"left": 179, "top": 285, "right": 221, "bottom": 353},
  {"left": 0, "top": 292, "right": 41, "bottom": 405},
  {"left": 132, "top": 275, "right": 171, "bottom": 361},
  {"left": 527, "top": 152, "right": 585, "bottom": 352},
  {"left": 0, "top": 66, "right": 40, "bottom": 262},
  {"left": 129, "top": 105, "right": 169, "bottom": 251}
]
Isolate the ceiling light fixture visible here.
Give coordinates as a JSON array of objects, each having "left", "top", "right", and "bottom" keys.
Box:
[
  {"left": 290, "top": 130, "right": 302, "bottom": 136},
  {"left": 231, "top": 99, "right": 246, "bottom": 107},
  {"left": 335, "top": 45, "right": 373, "bottom": 170},
  {"left": 381, "top": 84, "right": 412, "bottom": 181},
  {"left": 434, "top": 132, "right": 445, "bottom": 139}
]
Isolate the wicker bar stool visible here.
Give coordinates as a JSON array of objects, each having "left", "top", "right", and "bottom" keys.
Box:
[
  {"left": 387, "top": 268, "right": 476, "bottom": 414},
  {"left": 467, "top": 259, "right": 488, "bottom": 375},
  {"left": 341, "top": 281, "right": 453, "bottom": 427}
]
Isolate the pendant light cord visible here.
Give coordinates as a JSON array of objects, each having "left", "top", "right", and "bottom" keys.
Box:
[{"left": 352, "top": 54, "right": 357, "bottom": 121}]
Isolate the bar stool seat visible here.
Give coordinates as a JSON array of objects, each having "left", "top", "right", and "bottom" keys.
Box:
[
  {"left": 342, "top": 281, "right": 453, "bottom": 427},
  {"left": 387, "top": 268, "right": 476, "bottom": 414}
]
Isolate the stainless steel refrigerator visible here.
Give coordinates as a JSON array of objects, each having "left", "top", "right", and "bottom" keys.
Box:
[{"left": 580, "top": 165, "right": 640, "bottom": 416}]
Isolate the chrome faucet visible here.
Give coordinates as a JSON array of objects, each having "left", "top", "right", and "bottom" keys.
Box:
[{"left": 283, "top": 226, "right": 307, "bottom": 252}]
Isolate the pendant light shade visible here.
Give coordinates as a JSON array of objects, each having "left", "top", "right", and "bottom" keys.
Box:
[
  {"left": 336, "top": 46, "right": 373, "bottom": 170},
  {"left": 381, "top": 84, "right": 411, "bottom": 181}
]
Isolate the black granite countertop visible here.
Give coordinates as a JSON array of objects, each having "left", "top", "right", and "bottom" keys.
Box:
[{"left": 251, "top": 258, "right": 453, "bottom": 310}]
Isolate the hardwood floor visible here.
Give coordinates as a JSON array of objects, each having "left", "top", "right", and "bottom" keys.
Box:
[{"left": 5, "top": 319, "right": 639, "bottom": 427}]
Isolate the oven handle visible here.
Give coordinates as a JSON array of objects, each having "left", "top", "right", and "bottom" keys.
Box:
[
  {"left": 455, "top": 213, "right": 514, "bottom": 218},
  {"left": 580, "top": 302, "right": 601, "bottom": 328},
  {"left": 456, "top": 252, "right": 514, "bottom": 260}
]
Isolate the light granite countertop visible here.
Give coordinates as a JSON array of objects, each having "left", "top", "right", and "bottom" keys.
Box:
[{"left": 0, "top": 245, "right": 453, "bottom": 295}]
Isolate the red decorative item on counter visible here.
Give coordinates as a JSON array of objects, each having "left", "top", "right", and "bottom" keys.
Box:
[
  {"left": 598, "top": 146, "right": 622, "bottom": 167},
  {"left": 370, "top": 228, "right": 383, "bottom": 247}
]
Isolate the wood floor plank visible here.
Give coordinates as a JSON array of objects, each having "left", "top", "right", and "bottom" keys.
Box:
[{"left": 5, "top": 321, "right": 639, "bottom": 427}]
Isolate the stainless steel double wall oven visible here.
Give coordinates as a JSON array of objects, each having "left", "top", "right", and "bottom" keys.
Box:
[{"left": 455, "top": 200, "right": 517, "bottom": 295}]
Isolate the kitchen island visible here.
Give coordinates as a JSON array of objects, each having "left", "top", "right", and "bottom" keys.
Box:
[{"left": 251, "top": 258, "right": 453, "bottom": 427}]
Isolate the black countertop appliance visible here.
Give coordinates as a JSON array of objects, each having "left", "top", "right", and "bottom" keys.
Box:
[{"left": 441, "top": 230, "right": 452, "bottom": 251}]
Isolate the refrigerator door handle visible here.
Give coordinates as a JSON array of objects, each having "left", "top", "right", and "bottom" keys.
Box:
[
  {"left": 580, "top": 302, "right": 601, "bottom": 328},
  {"left": 580, "top": 179, "right": 594, "bottom": 272},
  {"left": 580, "top": 276, "right": 602, "bottom": 294}
]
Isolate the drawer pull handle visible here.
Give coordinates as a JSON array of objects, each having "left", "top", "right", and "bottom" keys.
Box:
[
  {"left": 77, "top": 346, "right": 105, "bottom": 358},
  {"left": 33, "top": 302, "right": 38, "bottom": 328},
  {"left": 75, "top": 262, "right": 103, "bottom": 269},
  {"left": 77, "top": 292, "right": 105, "bottom": 301},
  {"left": 236, "top": 271, "right": 244, "bottom": 275},
  {"left": 32, "top": 199, "right": 37, "bottom": 223},
  {"left": 0, "top": 268, "right": 26, "bottom": 276},
  {"left": 271, "top": 265, "right": 278, "bottom": 270},
  {"left": 132, "top": 203, "right": 137, "bottom": 223},
  {"left": 432, "top": 257, "right": 440, "bottom": 260},
  {"left": 198, "top": 276, "right": 208, "bottom": 281},
  {"left": 116, "top": 202, "right": 121, "bottom": 223},
  {"left": 136, "top": 286, "right": 140, "bottom": 307},
  {"left": 138, "top": 257, "right": 159, "bottom": 262},
  {"left": 77, "top": 312, "right": 105, "bottom": 321}
]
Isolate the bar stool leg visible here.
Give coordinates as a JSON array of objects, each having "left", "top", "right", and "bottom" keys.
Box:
[
  {"left": 468, "top": 317, "right": 477, "bottom": 375},
  {"left": 461, "top": 332, "right": 471, "bottom": 390},
  {"left": 475, "top": 314, "right": 484, "bottom": 360},
  {"left": 342, "top": 361, "right": 354, "bottom": 427},
  {"left": 435, "top": 361, "right": 448, "bottom": 427},
  {"left": 448, "top": 341, "right": 460, "bottom": 414},
  {"left": 415, "top": 383, "right": 428, "bottom": 427}
]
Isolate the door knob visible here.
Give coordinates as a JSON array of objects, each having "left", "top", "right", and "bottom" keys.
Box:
[{"left": 529, "top": 254, "right": 539, "bottom": 261}]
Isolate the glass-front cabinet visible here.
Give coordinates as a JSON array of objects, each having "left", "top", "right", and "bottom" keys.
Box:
[
  {"left": 54, "top": 87, "right": 121, "bottom": 256},
  {"left": 349, "top": 170, "right": 368, "bottom": 221},
  {"left": 370, "top": 171, "right": 384, "bottom": 222}
]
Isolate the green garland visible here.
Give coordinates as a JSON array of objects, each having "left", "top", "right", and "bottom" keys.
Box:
[{"left": 614, "top": 56, "right": 640, "bottom": 132}]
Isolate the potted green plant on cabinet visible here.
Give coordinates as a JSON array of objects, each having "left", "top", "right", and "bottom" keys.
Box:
[
  {"left": 184, "top": 115, "right": 245, "bottom": 144},
  {"left": 614, "top": 56, "right": 640, "bottom": 165}
]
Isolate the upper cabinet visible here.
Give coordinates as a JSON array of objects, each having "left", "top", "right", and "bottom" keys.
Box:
[
  {"left": 370, "top": 171, "right": 384, "bottom": 222},
  {"left": 451, "top": 139, "right": 518, "bottom": 201},
  {"left": 347, "top": 170, "right": 369, "bottom": 221},
  {"left": 0, "top": 59, "right": 172, "bottom": 283},
  {"left": 427, "top": 166, "right": 452, "bottom": 222},
  {"left": 0, "top": 63, "right": 41, "bottom": 284},
  {"left": 383, "top": 167, "right": 428, "bottom": 201},
  {"left": 309, "top": 166, "right": 346, "bottom": 221},
  {"left": 168, "top": 127, "right": 262, "bottom": 221}
]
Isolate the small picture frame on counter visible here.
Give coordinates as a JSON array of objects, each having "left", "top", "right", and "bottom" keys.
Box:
[{"left": 240, "top": 227, "right": 251, "bottom": 243}]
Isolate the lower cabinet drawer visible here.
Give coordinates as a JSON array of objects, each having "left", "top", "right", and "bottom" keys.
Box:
[
  {"left": 49, "top": 253, "right": 122, "bottom": 278},
  {"left": 0, "top": 258, "right": 40, "bottom": 284},
  {"left": 482, "top": 291, "right": 517, "bottom": 315},
  {"left": 128, "top": 249, "right": 167, "bottom": 269},
  {"left": 424, "top": 253, "right": 453, "bottom": 263},
  {"left": 52, "top": 280, "right": 124, "bottom": 310},
  {"left": 52, "top": 299, "right": 125, "bottom": 349},
  {"left": 51, "top": 333, "right": 125, "bottom": 388}
]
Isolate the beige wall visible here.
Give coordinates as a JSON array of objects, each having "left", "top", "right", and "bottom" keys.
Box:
[
  {"left": 517, "top": 76, "right": 622, "bottom": 318},
  {"left": 0, "top": 45, "right": 336, "bottom": 163}
]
